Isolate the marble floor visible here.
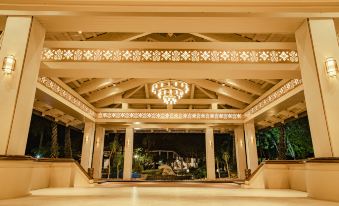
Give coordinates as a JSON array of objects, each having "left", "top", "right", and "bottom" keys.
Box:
[{"left": 0, "top": 185, "right": 338, "bottom": 206}]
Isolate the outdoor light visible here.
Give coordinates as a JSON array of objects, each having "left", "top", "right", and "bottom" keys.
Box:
[
  {"left": 325, "top": 57, "right": 338, "bottom": 77},
  {"left": 2, "top": 55, "right": 16, "bottom": 75}
]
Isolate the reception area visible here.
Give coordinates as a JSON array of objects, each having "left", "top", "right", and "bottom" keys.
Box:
[{"left": 1, "top": 0, "right": 339, "bottom": 205}]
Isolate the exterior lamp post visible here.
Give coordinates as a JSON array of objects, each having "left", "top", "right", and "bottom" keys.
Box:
[{"left": 2, "top": 55, "right": 16, "bottom": 75}]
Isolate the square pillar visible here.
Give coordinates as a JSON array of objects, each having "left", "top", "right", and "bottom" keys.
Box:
[
  {"left": 244, "top": 120, "right": 258, "bottom": 172},
  {"left": 0, "top": 17, "right": 45, "bottom": 155},
  {"left": 80, "top": 122, "right": 95, "bottom": 171},
  {"left": 123, "top": 128, "right": 134, "bottom": 180},
  {"left": 205, "top": 128, "right": 216, "bottom": 180},
  {"left": 296, "top": 19, "right": 339, "bottom": 157},
  {"left": 92, "top": 126, "right": 105, "bottom": 179},
  {"left": 234, "top": 126, "right": 247, "bottom": 179}
]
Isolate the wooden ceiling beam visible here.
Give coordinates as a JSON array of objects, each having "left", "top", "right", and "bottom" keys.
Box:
[
  {"left": 75, "top": 78, "right": 121, "bottom": 95},
  {"left": 219, "top": 79, "right": 266, "bottom": 96},
  {"left": 189, "top": 79, "right": 255, "bottom": 104},
  {"left": 86, "top": 79, "right": 150, "bottom": 103}
]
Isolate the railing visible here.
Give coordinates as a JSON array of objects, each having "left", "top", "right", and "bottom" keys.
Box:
[{"left": 0, "top": 155, "right": 93, "bottom": 180}]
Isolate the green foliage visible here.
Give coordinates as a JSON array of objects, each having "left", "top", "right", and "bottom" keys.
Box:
[
  {"left": 285, "top": 118, "right": 313, "bottom": 159},
  {"left": 133, "top": 148, "right": 153, "bottom": 173},
  {"left": 190, "top": 165, "right": 206, "bottom": 179},
  {"left": 257, "top": 117, "right": 314, "bottom": 161}
]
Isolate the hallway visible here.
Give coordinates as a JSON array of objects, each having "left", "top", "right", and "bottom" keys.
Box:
[{"left": 0, "top": 186, "right": 338, "bottom": 206}]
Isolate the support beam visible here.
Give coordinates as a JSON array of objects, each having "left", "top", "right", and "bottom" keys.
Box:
[
  {"left": 123, "top": 128, "right": 134, "bottom": 180},
  {"left": 244, "top": 120, "right": 258, "bottom": 172},
  {"left": 195, "top": 85, "right": 216, "bottom": 99},
  {"left": 296, "top": 19, "right": 339, "bottom": 157},
  {"left": 234, "top": 126, "right": 247, "bottom": 179},
  {"left": 123, "top": 84, "right": 144, "bottom": 99},
  {"left": 220, "top": 79, "right": 265, "bottom": 96},
  {"left": 37, "top": 16, "right": 304, "bottom": 33},
  {"left": 92, "top": 126, "right": 105, "bottom": 179},
  {"left": 75, "top": 78, "right": 119, "bottom": 95},
  {"left": 123, "top": 32, "right": 151, "bottom": 41},
  {"left": 190, "top": 79, "right": 255, "bottom": 104},
  {"left": 41, "top": 64, "right": 300, "bottom": 79},
  {"left": 0, "top": 17, "right": 45, "bottom": 155},
  {"left": 94, "top": 95, "right": 122, "bottom": 108},
  {"left": 86, "top": 79, "right": 149, "bottom": 103},
  {"left": 144, "top": 83, "right": 151, "bottom": 109},
  {"left": 205, "top": 128, "right": 216, "bottom": 180},
  {"left": 189, "top": 84, "right": 195, "bottom": 109},
  {"left": 121, "top": 98, "right": 219, "bottom": 105},
  {"left": 80, "top": 122, "right": 95, "bottom": 171}
]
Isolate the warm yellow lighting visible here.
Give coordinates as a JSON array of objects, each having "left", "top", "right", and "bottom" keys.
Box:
[
  {"left": 325, "top": 57, "right": 338, "bottom": 77},
  {"left": 2, "top": 55, "right": 16, "bottom": 75},
  {"left": 151, "top": 79, "right": 189, "bottom": 105}
]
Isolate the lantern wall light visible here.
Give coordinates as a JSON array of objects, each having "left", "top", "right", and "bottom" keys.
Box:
[
  {"left": 2, "top": 55, "right": 16, "bottom": 75},
  {"left": 325, "top": 57, "right": 338, "bottom": 78}
]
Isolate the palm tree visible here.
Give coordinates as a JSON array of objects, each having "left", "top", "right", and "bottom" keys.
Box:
[
  {"left": 107, "top": 135, "right": 120, "bottom": 179},
  {"left": 50, "top": 122, "right": 59, "bottom": 158},
  {"left": 115, "top": 153, "right": 124, "bottom": 179},
  {"left": 278, "top": 124, "right": 287, "bottom": 160},
  {"left": 215, "top": 156, "right": 221, "bottom": 178},
  {"left": 222, "top": 151, "right": 231, "bottom": 178},
  {"left": 64, "top": 127, "right": 72, "bottom": 158}
]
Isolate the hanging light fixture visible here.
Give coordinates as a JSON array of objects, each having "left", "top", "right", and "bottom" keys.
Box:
[{"left": 151, "top": 79, "right": 189, "bottom": 105}]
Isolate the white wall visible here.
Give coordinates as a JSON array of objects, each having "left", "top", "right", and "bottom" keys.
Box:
[
  {"left": 0, "top": 159, "right": 92, "bottom": 199},
  {"left": 245, "top": 161, "right": 339, "bottom": 202}
]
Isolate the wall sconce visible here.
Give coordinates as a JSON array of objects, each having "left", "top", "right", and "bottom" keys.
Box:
[
  {"left": 325, "top": 57, "right": 338, "bottom": 77},
  {"left": 2, "top": 55, "right": 16, "bottom": 75}
]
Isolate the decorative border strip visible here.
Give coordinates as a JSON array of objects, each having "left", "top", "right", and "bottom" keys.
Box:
[
  {"left": 37, "top": 77, "right": 96, "bottom": 118},
  {"left": 97, "top": 112, "right": 243, "bottom": 120},
  {"left": 38, "top": 77, "right": 303, "bottom": 122},
  {"left": 42, "top": 48, "right": 299, "bottom": 63},
  {"left": 244, "top": 79, "right": 303, "bottom": 117}
]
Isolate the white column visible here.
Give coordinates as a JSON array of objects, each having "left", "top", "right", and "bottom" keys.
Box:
[
  {"left": 234, "top": 126, "right": 247, "bottom": 179},
  {"left": 0, "top": 17, "right": 45, "bottom": 155},
  {"left": 123, "top": 128, "right": 134, "bottom": 180},
  {"left": 92, "top": 126, "right": 105, "bottom": 179},
  {"left": 296, "top": 19, "right": 339, "bottom": 157},
  {"left": 205, "top": 128, "right": 216, "bottom": 180},
  {"left": 80, "top": 122, "right": 95, "bottom": 171},
  {"left": 244, "top": 120, "right": 258, "bottom": 172}
]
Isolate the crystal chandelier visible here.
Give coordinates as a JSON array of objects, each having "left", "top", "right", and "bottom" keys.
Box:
[{"left": 151, "top": 80, "right": 189, "bottom": 105}]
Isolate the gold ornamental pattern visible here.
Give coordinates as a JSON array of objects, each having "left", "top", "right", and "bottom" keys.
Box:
[
  {"left": 38, "top": 77, "right": 96, "bottom": 118},
  {"left": 42, "top": 48, "right": 299, "bottom": 63},
  {"left": 244, "top": 79, "right": 303, "bottom": 117},
  {"left": 97, "top": 112, "right": 243, "bottom": 120}
]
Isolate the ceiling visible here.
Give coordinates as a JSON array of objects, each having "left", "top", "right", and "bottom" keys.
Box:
[{"left": 34, "top": 31, "right": 303, "bottom": 130}]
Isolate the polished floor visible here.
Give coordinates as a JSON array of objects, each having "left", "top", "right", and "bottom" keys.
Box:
[{"left": 0, "top": 185, "right": 338, "bottom": 206}]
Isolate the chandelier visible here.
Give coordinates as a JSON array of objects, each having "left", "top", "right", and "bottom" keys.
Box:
[{"left": 151, "top": 79, "right": 189, "bottom": 105}]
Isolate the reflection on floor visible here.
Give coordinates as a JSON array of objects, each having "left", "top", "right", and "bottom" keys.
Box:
[{"left": 0, "top": 185, "right": 338, "bottom": 206}]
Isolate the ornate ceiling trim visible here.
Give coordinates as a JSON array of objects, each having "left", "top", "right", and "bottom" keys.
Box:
[
  {"left": 244, "top": 79, "right": 303, "bottom": 118},
  {"left": 37, "top": 77, "right": 303, "bottom": 122},
  {"left": 37, "top": 77, "right": 96, "bottom": 118},
  {"left": 97, "top": 112, "right": 242, "bottom": 120},
  {"left": 42, "top": 48, "right": 299, "bottom": 64}
]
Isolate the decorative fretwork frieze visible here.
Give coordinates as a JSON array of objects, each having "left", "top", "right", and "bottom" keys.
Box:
[
  {"left": 38, "top": 77, "right": 303, "bottom": 122},
  {"left": 244, "top": 79, "right": 303, "bottom": 117},
  {"left": 97, "top": 112, "right": 243, "bottom": 120},
  {"left": 37, "top": 77, "right": 96, "bottom": 118},
  {"left": 42, "top": 48, "right": 299, "bottom": 63}
]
